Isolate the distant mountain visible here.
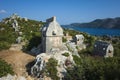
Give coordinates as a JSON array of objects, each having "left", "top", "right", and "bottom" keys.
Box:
[{"left": 71, "top": 17, "right": 120, "bottom": 29}]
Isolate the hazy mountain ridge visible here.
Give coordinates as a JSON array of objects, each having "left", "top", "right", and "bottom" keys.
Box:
[{"left": 71, "top": 17, "right": 120, "bottom": 29}]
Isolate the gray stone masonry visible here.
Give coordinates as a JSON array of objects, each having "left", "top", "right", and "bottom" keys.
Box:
[
  {"left": 41, "top": 16, "right": 63, "bottom": 53},
  {"left": 93, "top": 40, "right": 114, "bottom": 57}
]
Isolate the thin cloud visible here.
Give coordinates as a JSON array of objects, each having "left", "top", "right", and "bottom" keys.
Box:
[{"left": 0, "top": 10, "right": 7, "bottom": 14}]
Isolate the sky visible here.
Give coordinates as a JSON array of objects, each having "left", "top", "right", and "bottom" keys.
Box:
[{"left": 0, "top": 0, "right": 120, "bottom": 24}]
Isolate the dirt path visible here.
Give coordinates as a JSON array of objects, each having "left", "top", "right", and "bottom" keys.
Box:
[{"left": 0, "top": 50, "right": 35, "bottom": 76}]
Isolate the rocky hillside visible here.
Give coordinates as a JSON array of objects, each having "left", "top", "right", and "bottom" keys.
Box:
[
  {"left": 71, "top": 17, "right": 120, "bottom": 29},
  {"left": 0, "top": 15, "right": 120, "bottom": 80},
  {"left": 0, "top": 13, "right": 44, "bottom": 51}
]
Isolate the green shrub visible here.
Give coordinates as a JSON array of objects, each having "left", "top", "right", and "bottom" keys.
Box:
[
  {"left": 62, "top": 52, "right": 69, "bottom": 57},
  {"left": 62, "top": 37, "right": 67, "bottom": 42},
  {"left": 72, "top": 55, "right": 81, "bottom": 65},
  {"left": 0, "top": 42, "right": 11, "bottom": 51},
  {"left": 64, "top": 56, "right": 120, "bottom": 80},
  {"left": 45, "top": 58, "right": 59, "bottom": 80},
  {"left": 0, "top": 59, "right": 14, "bottom": 77},
  {"left": 64, "top": 29, "right": 80, "bottom": 37},
  {"left": 26, "top": 36, "right": 41, "bottom": 50}
]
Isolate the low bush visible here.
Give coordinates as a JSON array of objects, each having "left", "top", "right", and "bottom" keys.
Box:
[
  {"left": 64, "top": 56, "right": 120, "bottom": 80},
  {"left": 0, "top": 59, "right": 14, "bottom": 77},
  {"left": 62, "top": 52, "right": 69, "bottom": 57},
  {"left": 45, "top": 58, "right": 59, "bottom": 80}
]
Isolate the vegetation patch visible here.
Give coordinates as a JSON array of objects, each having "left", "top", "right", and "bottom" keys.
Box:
[
  {"left": 25, "top": 36, "right": 41, "bottom": 51},
  {"left": 62, "top": 52, "right": 69, "bottom": 57},
  {"left": 0, "top": 16, "right": 44, "bottom": 51},
  {"left": 64, "top": 56, "right": 120, "bottom": 80},
  {"left": 45, "top": 58, "right": 59, "bottom": 80},
  {"left": 0, "top": 59, "right": 14, "bottom": 77},
  {"left": 62, "top": 37, "right": 67, "bottom": 42}
]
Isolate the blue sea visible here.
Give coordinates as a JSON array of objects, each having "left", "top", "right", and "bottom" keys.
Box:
[{"left": 62, "top": 26, "right": 120, "bottom": 36}]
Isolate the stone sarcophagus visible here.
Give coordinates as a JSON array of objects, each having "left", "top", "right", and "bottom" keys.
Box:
[
  {"left": 93, "top": 40, "right": 114, "bottom": 57},
  {"left": 41, "top": 16, "right": 63, "bottom": 53}
]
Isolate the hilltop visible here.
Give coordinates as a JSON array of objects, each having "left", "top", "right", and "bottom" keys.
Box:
[
  {"left": 71, "top": 17, "right": 120, "bottom": 29},
  {"left": 0, "top": 13, "right": 44, "bottom": 79},
  {"left": 0, "top": 13, "right": 44, "bottom": 51}
]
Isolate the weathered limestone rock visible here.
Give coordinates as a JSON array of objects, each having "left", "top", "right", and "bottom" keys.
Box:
[
  {"left": 19, "top": 32, "right": 23, "bottom": 36},
  {"left": 10, "top": 13, "right": 20, "bottom": 19},
  {"left": 31, "top": 51, "right": 74, "bottom": 79},
  {"left": 16, "top": 36, "right": 22, "bottom": 44},
  {"left": 31, "top": 53, "right": 51, "bottom": 77},
  {"left": 77, "top": 44, "right": 86, "bottom": 50},
  {"left": 9, "top": 44, "right": 22, "bottom": 51},
  {"left": 31, "top": 53, "right": 47, "bottom": 77},
  {"left": 0, "top": 74, "right": 26, "bottom": 80},
  {"left": 66, "top": 42, "right": 80, "bottom": 57},
  {"left": 74, "top": 34, "right": 84, "bottom": 45},
  {"left": 12, "top": 19, "right": 20, "bottom": 32}
]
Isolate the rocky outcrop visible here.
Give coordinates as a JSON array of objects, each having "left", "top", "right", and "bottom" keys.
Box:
[
  {"left": 31, "top": 50, "right": 75, "bottom": 79},
  {"left": 0, "top": 74, "right": 25, "bottom": 80},
  {"left": 12, "top": 19, "right": 20, "bottom": 32},
  {"left": 66, "top": 42, "right": 79, "bottom": 56}
]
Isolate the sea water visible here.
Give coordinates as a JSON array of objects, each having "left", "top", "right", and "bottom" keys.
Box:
[{"left": 62, "top": 26, "right": 120, "bottom": 36}]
